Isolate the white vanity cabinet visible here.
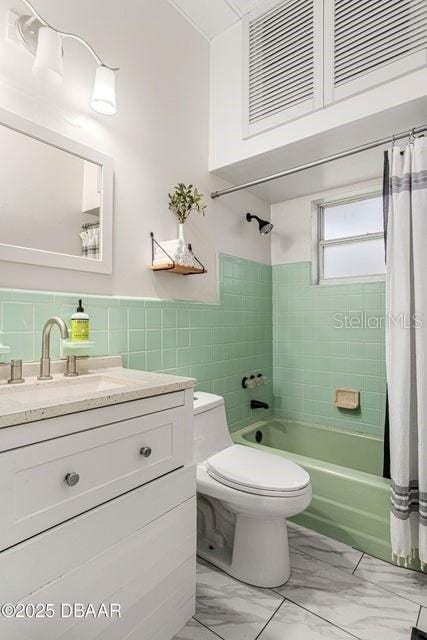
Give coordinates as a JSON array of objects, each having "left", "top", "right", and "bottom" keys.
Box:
[{"left": 0, "top": 381, "right": 196, "bottom": 640}]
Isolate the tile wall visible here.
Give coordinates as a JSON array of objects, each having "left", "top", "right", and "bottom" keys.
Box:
[
  {"left": 0, "top": 256, "right": 387, "bottom": 436},
  {"left": 273, "top": 262, "right": 386, "bottom": 436},
  {"left": 0, "top": 255, "right": 272, "bottom": 432}
]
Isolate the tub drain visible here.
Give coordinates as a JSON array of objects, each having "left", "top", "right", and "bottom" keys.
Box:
[{"left": 255, "top": 430, "right": 263, "bottom": 443}]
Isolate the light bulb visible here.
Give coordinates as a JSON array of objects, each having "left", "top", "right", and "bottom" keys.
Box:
[
  {"left": 91, "top": 66, "right": 117, "bottom": 115},
  {"left": 33, "top": 27, "right": 63, "bottom": 86}
]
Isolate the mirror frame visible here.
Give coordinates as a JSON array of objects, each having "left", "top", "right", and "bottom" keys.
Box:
[{"left": 0, "top": 107, "right": 113, "bottom": 274}]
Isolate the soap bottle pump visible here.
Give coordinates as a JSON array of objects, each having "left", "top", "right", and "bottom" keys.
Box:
[{"left": 70, "top": 300, "right": 90, "bottom": 342}]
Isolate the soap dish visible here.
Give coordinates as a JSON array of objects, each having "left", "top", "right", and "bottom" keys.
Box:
[
  {"left": 0, "top": 332, "right": 10, "bottom": 355},
  {"left": 335, "top": 388, "right": 360, "bottom": 410},
  {"left": 61, "top": 340, "right": 96, "bottom": 357}
]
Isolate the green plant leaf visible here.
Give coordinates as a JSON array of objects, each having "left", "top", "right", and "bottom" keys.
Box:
[{"left": 167, "top": 182, "right": 207, "bottom": 222}]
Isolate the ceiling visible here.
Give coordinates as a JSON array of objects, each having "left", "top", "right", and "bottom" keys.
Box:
[{"left": 169, "top": 0, "right": 263, "bottom": 40}]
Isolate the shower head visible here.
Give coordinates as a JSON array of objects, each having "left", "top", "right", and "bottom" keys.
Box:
[{"left": 246, "top": 213, "right": 273, "bottom": 235}]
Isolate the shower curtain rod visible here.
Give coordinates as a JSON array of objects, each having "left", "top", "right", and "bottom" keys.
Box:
[{"left": 210, "top": 124, "right": 427, "bottom": 200}]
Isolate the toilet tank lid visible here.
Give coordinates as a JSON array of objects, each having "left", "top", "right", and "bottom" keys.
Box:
[{"left": 193, "top": 391, "right": 225, "bottom": 415}]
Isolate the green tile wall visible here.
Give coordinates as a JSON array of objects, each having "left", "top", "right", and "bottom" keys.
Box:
[
  {"left": 273, "top": 262, "right": 386, "bottom": 436},
  {"left": 0, "top": 255, "right": 272, "bottom": 433},
  {"left": 0, "top": 256, "right": 386, "bottom": 437}
]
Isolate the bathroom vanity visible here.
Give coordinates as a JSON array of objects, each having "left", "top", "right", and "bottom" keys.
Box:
[{"left": 0, "top": 356, "right": 196, "bottom": 639}]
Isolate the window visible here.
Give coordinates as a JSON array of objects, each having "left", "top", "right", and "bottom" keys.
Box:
[{"left": 312, "top": 192, "right": 385, "bottom": 284}]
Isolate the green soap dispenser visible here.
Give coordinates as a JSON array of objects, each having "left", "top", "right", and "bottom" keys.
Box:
[{"left": 70, "top": 300, "right": 90, "bottom": 342}]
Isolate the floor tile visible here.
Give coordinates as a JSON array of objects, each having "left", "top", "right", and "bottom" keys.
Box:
[
  {"left": 258, "top": 599, "right": 356, "bottom": 640},
  {"left": 355, "top": 554, "right": 427, "bottom": 607},
  {"left": 288, "top": 522, "right": 363, "bottom": 573},
  {"left": 174, "top": 618, "right": 221, "bottom": 640},
  {"left": 418, "top": 608, "right": 427, "bottom": 632},
  {"left": 275, "top": 549, "right": 420, "bottom": 640},
  {"left": 195, "top": 559, "right": 283, "bottom": 640}
]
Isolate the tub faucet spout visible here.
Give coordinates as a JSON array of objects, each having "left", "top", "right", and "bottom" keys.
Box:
[{"left": 250, "top": 400, "right": 269, "bottom": 410}]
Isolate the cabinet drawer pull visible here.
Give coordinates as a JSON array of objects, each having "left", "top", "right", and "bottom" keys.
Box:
[
  {"left": 140, "top": 446, "right": 152, "bottom": 458},
  {"left": 65, "top": 472, "right": 80, "bottom": 487}
]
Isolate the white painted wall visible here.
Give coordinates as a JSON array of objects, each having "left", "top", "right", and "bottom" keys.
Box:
[
  {"left": 209, "top": 21, "right": 427, "bottom": 171},
  {"left": 271, "top": 178, "right": 382, "bottom": 266},
  {"left": 0, "top": 0, "right": 270, "bottom": 301}
]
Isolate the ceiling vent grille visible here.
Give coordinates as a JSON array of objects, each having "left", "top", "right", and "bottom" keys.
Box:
[
  {"left": 334, "top": 0, "right": 427, "bottom": 87},
  {"left": 248, "top": 0, "right": 315, "bottom": 125}
]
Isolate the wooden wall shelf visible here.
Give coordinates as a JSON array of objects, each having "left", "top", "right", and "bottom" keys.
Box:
[
  {"left": 149, "top": 263, "right": 206, "bottom": 275},
  {"left": 149, "top": 232, "right": 206, "bottom": 276}
]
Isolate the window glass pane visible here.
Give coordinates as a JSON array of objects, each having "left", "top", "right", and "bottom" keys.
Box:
[
  {"left": 323, "top": 238, "right": 385, "bottom": 279},
  {"left": 323, "top": 196, "right": 383, "bottom": 240}
]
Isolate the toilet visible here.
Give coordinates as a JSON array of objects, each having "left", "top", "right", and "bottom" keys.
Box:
[{"left": 193, "top": 391, "right": 312, "bottom": 588}]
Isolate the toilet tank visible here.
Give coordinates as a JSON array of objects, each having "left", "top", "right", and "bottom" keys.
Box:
[{"left": 193, "top": 392, "right": 233, "bottom": 463}]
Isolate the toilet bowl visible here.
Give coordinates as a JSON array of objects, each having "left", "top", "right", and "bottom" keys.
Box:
[{"left": 193, "top": 392, "right": 312, "bottom": 588}]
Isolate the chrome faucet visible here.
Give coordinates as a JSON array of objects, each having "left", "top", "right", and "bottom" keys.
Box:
[
  {"left": 8, "top": 360, "right": 24, "bottom": 384},
  {"left": 38, "top": 317, "right": 69, "bottom": 380}
]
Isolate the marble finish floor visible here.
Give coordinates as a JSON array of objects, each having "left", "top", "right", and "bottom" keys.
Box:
[{"left": 174, "top": 522, "right": 427, "bottom": 640}]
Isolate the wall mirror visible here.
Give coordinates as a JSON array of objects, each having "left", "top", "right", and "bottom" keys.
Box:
[{"left": 0, "top": 107, "right": 113, "bottom": 273}]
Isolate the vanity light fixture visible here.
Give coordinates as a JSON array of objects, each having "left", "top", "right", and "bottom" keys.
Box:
[
  {"left": 32, "top": 26, "right": 63, "bottom": 85},
  {"left": 15, "top": 0, "right": 119, "bottom": 115},
  {"left": 91, "top": 66, "right": 117, "bottom": 116}
]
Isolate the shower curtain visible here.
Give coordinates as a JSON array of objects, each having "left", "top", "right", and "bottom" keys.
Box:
[
  {"left": 384, "top": 136, "right": 427, "bottom": 568},
  {"left": 80, "top": 226, "right": 100, "bottom": 259}
]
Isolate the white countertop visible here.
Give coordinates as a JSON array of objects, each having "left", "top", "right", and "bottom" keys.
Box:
[{"left": 0, "top": 357, "right": 195, "bottom": 429}]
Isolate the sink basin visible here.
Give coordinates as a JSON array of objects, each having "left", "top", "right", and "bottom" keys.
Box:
[{"left": 0, "top": 374, "right": 145, "bottom": 414}]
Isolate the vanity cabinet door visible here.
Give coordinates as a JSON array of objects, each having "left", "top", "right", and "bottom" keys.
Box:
[
  {"left": 0, "top": 405, "right": 189, "bottom": 551},
  {"left": 0, "top": 465, "right": 196, "bottom": 640}
]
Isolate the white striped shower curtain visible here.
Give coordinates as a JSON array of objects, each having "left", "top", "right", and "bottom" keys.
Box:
[{"left": 385, "top": 136, "right": 427, "bottom": 568}]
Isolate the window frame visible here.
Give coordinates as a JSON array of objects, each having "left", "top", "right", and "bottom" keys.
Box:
[{"left": 311, "top": 188, "right": 385, "bottom": 285}]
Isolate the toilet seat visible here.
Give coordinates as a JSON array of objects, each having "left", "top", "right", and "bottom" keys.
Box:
[{"left": 206, "top": 444, "right": 310, "bottom": 498}]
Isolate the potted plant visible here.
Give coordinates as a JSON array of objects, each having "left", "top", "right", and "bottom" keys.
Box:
[{"left": 168, "top": 183, "right": 206, "bottom": 242}]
